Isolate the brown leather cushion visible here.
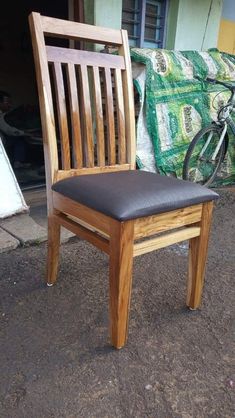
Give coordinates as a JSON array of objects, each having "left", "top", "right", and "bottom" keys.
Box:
[{"left": 52, "top": 170, "right": 218, "bottom": 221}]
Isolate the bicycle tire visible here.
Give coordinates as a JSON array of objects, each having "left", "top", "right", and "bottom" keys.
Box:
[{"left": 182, "top": 124, "right": 226, "bottom": 186}]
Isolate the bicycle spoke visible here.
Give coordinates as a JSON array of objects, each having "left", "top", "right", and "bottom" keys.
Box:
[{"left": 183, "top": 126, "right": 225, "bottom": 186}]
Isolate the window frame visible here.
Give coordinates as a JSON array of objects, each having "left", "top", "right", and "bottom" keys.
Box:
[{"left": 122, "top": 0, "right": 168, "bottom": 49}]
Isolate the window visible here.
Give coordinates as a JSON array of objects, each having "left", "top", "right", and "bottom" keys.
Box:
[{"left": 122, "top": 0, "right": 168, "bottom": 48}]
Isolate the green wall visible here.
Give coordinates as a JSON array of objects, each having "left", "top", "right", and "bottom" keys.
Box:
[
  {"left": 165, "top": 0, "right": 179, "bottom": 49},
  {"left": 94, "top": 0, "right": 122, "bottom": 29},
  {"left": 84, "top": 0, "right": 94, "bottom": 25}
]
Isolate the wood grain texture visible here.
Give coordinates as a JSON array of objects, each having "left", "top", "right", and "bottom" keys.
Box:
[
  {"left": 29, "top": 12, "right": 59, "bottom": 210},
  {"left": 68, "top": 216, "right": 109, "bottom": 240},
  {"left": 134, "top": 205, "right": 202, "bottom": 239},
  {"left": 66, "top": 63, "right": 83, "bottom": 168},
  {"left": 118, "top": 30, "right": 136, "bottom": 169},
  {"left": 52, "top": 191, "right": 111, "bottom": 235},
  {"left": 47, "top": 216, "right": 61, "bottom": 284},
  {"left": 80, "top": 64, "right": 94, "bottom": 167},
  {"left": 55, "top": 164, "right": 131, "bottom": 181},
  {"left": 47, "top": 46, "right": 125, "bottom": 69},
  {"left": 30, "top": 14, "right": 134, "bottom": 179},
  {"left": 187, "top": 202, "right": 214, "bottom": 309},
  {"left": 92, "top": 66, "right": 105, "bottom": 166},
  {"left": 41, "top": 15, "right": 123, "bottom": 45},
  {"left": 109, "top": 220, "right": 134, "bottom": 348},
  {"left": 53, "top": 62, "right": 71, "bottom": 169},
  {"left": 54, "top": 212, "right": 109, "bottom": 254},
  {"left": 133, "top": 226, "right": 201, "bottom": 257},
  {"left": 104, "top": 67, "right": 116, "bottom": 165},
  {"left": 115, "top": 68, "right": 126, "bottom": 164}
]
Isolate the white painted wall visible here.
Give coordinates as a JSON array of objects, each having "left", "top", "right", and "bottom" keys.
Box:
[{"left": 174, "top": 0, "right": 223, "bottom": 50}]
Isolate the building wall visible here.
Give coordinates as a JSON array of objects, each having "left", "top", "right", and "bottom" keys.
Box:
[
  {"left": 84, "top": 0, "right": 94, "bottom": 25},
  {"left": 165, "top": 0, "right": 179, "bottom": 49},
  {"left": 84, "top": 0, "right": 122, "bottom": 50},
  {"left": 83, "top": 0, "right": 223, "bottom": 52},
  {"left": 94, "top": 0, "right": 122, "bottom": 29},
  {"left": 217, "top": 0, "right": 235, "bottom": 53},
  {"left": 171, "top": 0, "right": 223, "bottom": 51}
]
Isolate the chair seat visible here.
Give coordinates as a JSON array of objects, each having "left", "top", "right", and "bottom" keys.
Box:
[{"left": 52, "top": 170, "right": 218, "bottom": 221}]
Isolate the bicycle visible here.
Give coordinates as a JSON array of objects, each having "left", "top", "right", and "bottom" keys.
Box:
[{"left": 182, "top": 77, "right": 235, "bottom": 186}]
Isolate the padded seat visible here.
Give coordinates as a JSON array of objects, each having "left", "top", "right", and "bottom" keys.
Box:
[{"left": 52, "top": 170, "right": 218, "bottom": 221}]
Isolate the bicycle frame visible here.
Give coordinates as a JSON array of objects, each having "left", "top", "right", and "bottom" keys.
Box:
[
  {"left": 199, "top": 101, "right": 235, "bottom": 162},
  {"left": 183, "top": 77, "right": 235, "bottom": 185},
  {"left": 199, "top": 123, "right": 227, "bottom": 162}
]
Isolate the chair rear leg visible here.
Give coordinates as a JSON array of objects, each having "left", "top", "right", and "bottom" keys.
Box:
[
  {"left": 47, "top": 216, "right": 61, "bottom": 286},
  {"left": 187, "top": 201, "right": 214, "bottom": 309},
  {"left": 109, "top": 219, "right": 134, "bottom": 349}
]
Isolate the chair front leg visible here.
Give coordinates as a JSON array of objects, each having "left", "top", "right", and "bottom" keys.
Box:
[
  {"left": 109, "top": 219, "right": 134, "bottom": 349},
  {"left": 47, "top": 215, "right": 61, "bottom": 286},
  {"left": 187, "top": 201, "right": 214, "bottom": 309}
]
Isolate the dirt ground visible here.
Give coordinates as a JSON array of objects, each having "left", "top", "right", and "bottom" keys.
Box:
[{"left": 0, "top": 189, "right": 234, "bottom": 418}]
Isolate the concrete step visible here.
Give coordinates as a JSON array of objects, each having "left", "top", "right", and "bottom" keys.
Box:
[
  {"left": 0, "top": 208, "right": 75, "bottom": 252},
  {"left": 0, "top": 227, "right": 20, "bottom": 253},
  {"left": 0, "top": 214, "right": 47, "bottom": 245}
]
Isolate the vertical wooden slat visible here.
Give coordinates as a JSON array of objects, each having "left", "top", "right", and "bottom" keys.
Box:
[
  {"left": 53, "top": 62, "right": 71, "bottom": 169},
  {"left": 66, "top": 63, "right": 83, "bottom": 168},
  {"left": 114, "top": 68, "right": 126, "bottom": 164},
  {"left": 80, "top": 64, "right": 94, "bottom": 167},
  {"left": 119, "top": 30, "right": 136, "bottom": 169},
  {"left": 92, "top": 66, "right": 105, "bottom": 166},
  {"left": 104, "top": 67, "right": 116, "bottom": 165}
]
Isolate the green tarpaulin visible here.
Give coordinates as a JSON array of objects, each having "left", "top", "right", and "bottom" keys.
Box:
[{"left": 131, "top": 48, "right": 235, "bottom": 186}]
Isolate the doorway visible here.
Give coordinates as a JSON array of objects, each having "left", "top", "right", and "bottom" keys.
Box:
[{"left": 0, "top": 0, "right": 69, "bottom": 189}]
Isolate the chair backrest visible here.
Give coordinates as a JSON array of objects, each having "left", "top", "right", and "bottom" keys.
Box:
[{"left": 29, "top": 13, "right": 136, "bottom": 187}]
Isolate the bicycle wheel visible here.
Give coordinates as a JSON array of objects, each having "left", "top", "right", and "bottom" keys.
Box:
[{"left": 182, "top": 125, "right": 226, "bottom": 186}]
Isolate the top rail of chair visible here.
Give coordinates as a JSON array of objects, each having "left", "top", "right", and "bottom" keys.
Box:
[{"left": 30, "top": 12, "right": 124, "bottom": 45}]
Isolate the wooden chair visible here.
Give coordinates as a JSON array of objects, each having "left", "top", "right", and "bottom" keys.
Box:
[{"left": 29, "top": 12, "right": 218, "bottom": 349}]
